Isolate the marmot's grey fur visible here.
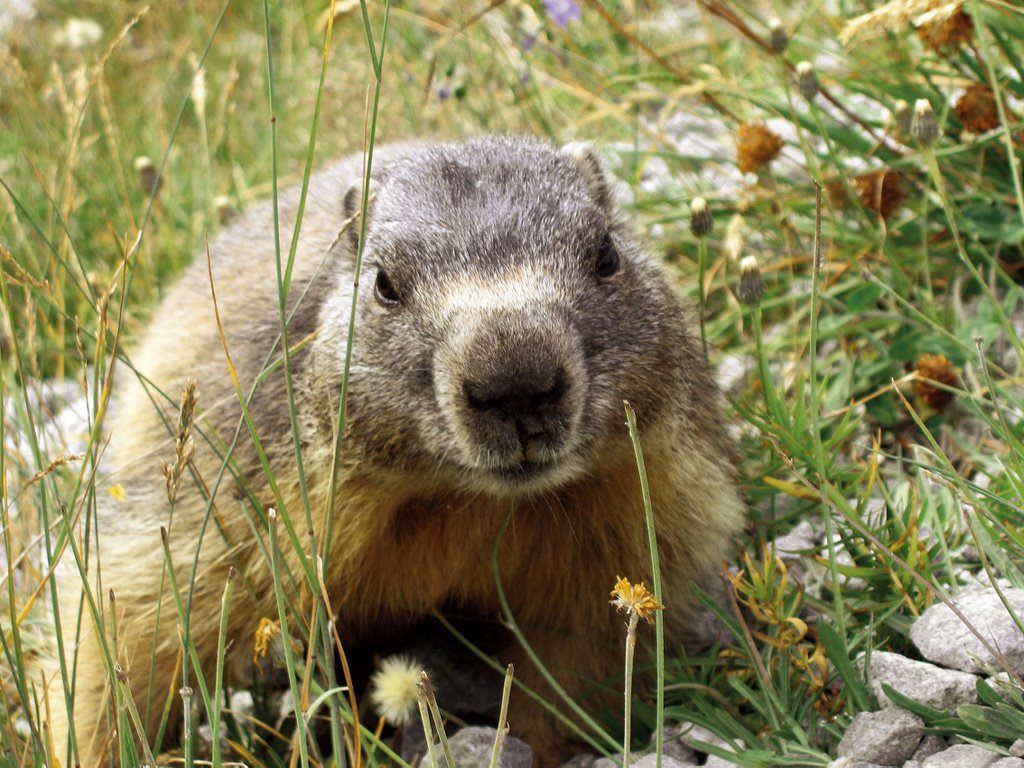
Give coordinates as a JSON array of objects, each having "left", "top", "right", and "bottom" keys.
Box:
[{"left": 44, "top": 137, "right": 744, "bottom": 765}]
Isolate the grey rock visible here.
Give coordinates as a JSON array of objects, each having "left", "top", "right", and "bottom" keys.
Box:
[
  {"left": 632, "top": 755, "right": 695, "bottom": 768},
  {"left": 675, "top": 722, "right": 733, "bottom": 753},
  {"left": 1011, "top": 740, "right": 1024, "bottom": 758},
  {"left": 443, "top": 726, "right": 532, "bottom": 768},
  {"left": 910, "top": 734, "right": 947, "bottom": 761},
  {"left": 648, "top": 726, "right": 699, "bottom": 764},
  {"left": 774, "top": 519, "right": 823, "bottom": 583},
  {"left": 836, "top": 709, "right": 924, "bottom": 765},
  {"left": 864, "top": 650, "right": 979, "bottom": 710},
  {"left": 682, "top": 577, "right": 734, "bottom": 653},
  {"left": 993, "top": 760, "right": 1024, "bottom": 768},
  {"left": 921, "top": 744, "right": 1008, "bottom": 767},
  {"left": 400, "top": 724, "right": 428, "bottom": 764},
  {"left": 559, "top": 756, "right": 598, "bottom": 768},
  {"left": 911, "top": 588, "right": 1024, "bottom": 674},
  {"left": 775, "top": 519, "right": 822, "bottom": 557}
]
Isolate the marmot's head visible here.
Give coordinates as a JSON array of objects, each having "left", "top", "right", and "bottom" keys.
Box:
[{"left": 325, "top": 137, "right": 695, "bottom": 497}]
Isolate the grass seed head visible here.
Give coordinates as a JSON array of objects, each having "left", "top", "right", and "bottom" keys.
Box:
[
  {"left": 724, "top": 214, "right": 745, "bottom": 262},
  {"left": 161, "top": 380, "right": 198, "bottom": 503}
]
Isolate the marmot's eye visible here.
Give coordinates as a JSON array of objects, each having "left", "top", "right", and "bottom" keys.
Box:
[
  {"left": 374, "top": 268, "right": 401, "bottom": 306},
  {"left": 595, "top": 233, "right": 620, "bottom": 278}
]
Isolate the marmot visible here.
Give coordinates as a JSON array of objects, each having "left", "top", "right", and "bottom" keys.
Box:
[{"left": 44, "top": 137, "right": 744, "bottom": 765}]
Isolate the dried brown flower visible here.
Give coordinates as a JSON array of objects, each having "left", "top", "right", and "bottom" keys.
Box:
[
  {"left": 856, "top": 171, "right": 907, "bottom": 220},
  {"left": 913, "top": 353, "right": 958, "bottom": 411},
  {"left": 828, "top": 171, "right": 908, "bottom": 221},
  {"left": 955, "top": 84, "right": 1002, "bottom": 135},
  {"left": 737, "top": 123, "right": 784, "bottom": 175},
  {"left": 917, "top": 6, "right": 973, "bottom": 53}
]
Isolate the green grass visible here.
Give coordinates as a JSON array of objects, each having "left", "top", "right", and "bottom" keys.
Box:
[{"left": 3, "top": 0, "right": 1024, "bottom": 765}]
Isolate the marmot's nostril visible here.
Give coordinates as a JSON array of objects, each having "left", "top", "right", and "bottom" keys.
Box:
[{"left": 464, "top": 369, "right": 567, "bottom": 426}]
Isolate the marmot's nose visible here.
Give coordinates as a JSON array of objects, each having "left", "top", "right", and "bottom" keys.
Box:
[
  {"left": 453, "top": 311, "right": 582, "bottom": 462},
  {"left": 463, "top": 369, "right": 568, "bottom": 435}
]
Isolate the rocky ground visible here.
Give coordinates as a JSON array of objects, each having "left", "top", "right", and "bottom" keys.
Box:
[{"left": 425, "top": 575, "right": 1024, "bottom": 768}]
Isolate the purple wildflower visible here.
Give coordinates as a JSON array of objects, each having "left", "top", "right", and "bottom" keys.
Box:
[{"left": 544, "top": 0, "right": 581, "bottom": 28}]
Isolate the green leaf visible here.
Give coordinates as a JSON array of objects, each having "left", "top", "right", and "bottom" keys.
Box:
[
  {"left": 976, "top": 676, "right": 1006, "bottom": 709},
  {"left": 956, "top": 703, "right": 1024, "bottom": 741},
  {"left": 959, "top": 203, "right": 1024, "bottom": 245},
  {"left": 844, "top": 283, "right": 884, "bottom": 313},
  {"left": 820, "top": 622, "right": 875, "bottom": 712},
  {"left": 880, "top": 683, "right": 952, "bottom": 721}
]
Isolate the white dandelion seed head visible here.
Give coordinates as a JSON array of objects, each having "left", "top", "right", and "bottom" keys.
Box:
[{"left": 369, "top": 655, "right": 424, "bottom": 727}]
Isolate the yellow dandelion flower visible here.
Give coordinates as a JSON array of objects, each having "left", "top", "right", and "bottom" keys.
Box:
[
  {"left": 253, "top": 617, "right": 280, "bottom": 665},
  {"left": 610, "top": 576, "right": 664, "bottom": 624}
]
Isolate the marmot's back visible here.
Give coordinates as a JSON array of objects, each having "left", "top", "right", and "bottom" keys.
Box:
[{"left": 49, "top": 137, "right": 744, "bottom": 767}]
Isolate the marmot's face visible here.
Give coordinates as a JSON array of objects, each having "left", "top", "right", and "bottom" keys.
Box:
[{"left": 341, "top": 139, "right": 683, "bottom": 498}]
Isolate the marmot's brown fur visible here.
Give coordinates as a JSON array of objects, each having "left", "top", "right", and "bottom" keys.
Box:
[{"left": 43, "top": 137, "right": 744, "bottom": 765}]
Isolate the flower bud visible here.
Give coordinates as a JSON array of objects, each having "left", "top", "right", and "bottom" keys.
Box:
[
  {"left": 911, "top": 98, "right": 938, "bottom": 146},
  {"left": 893, "top": 99, "right": 912, "bottom": 135},
  {"left": 689, "top": 197, "right": 712, "bottom": 238},
  {"left": 768, "top": 18, "right": 788, "bottom": 53},
  {"left": 738, "top": 255, "right": 764, "bottom": 305},
  {"left": 134, "top": 156, "right": 160, "bottom": 196},
  {"left": 796, "top": 61, "right": 818, "bottom": 100}
]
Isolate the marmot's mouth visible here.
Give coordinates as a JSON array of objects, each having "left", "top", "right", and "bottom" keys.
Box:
[
  {"left": 472, "top": 453, "right": 584, "bottom": 497},
  {"left": 492, "top": 459, "right": 552, "bottom": 481}
]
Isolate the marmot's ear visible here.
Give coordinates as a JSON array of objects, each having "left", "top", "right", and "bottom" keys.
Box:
[
  {"left": 341, "top": 178, "right": 379, "bottom": 254},
  {"left": 560, "top": 141, "right": 613, "bottom": 213}
]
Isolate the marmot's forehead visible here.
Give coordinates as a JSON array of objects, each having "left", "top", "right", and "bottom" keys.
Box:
[
  {"left": 380, "top": 139, "right": 603, "bottom": 223},
  {"left": 370, "top": 140, "right": 609, "bottom": 272}
]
